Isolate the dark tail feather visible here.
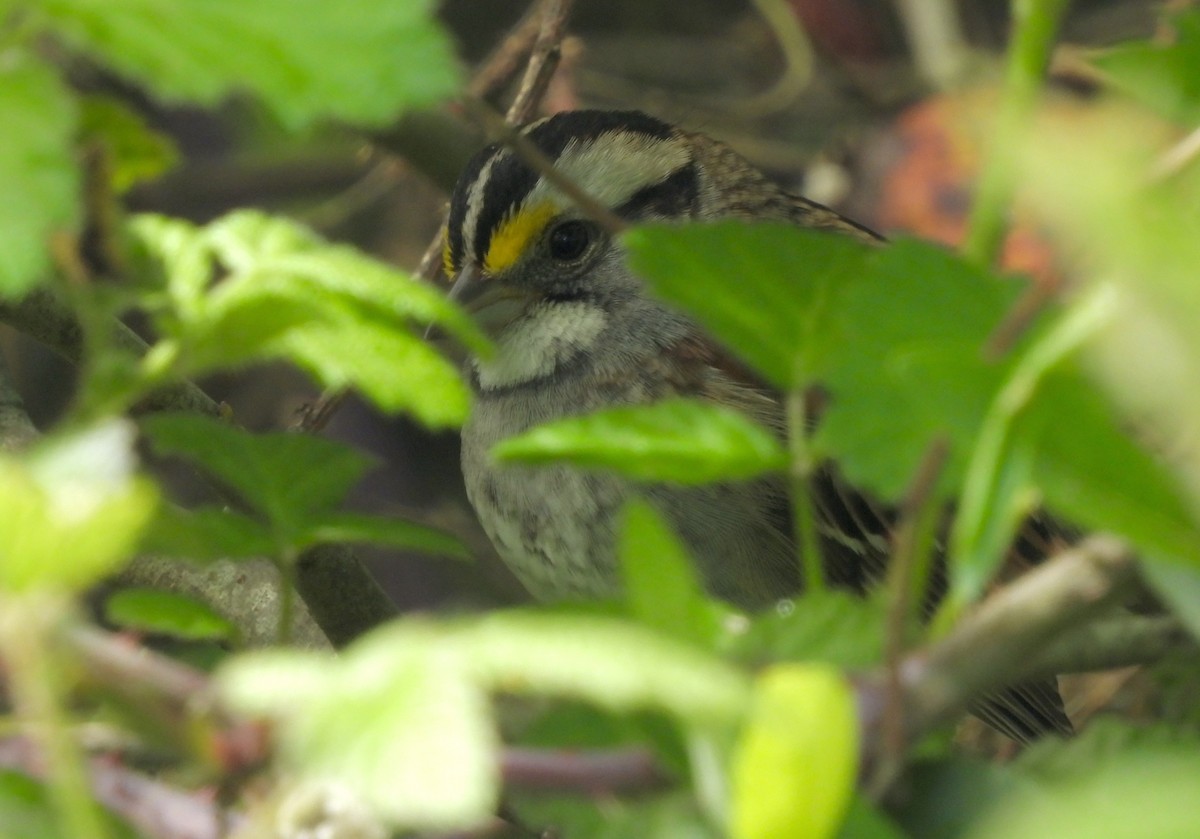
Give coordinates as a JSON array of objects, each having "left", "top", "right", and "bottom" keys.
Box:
[{"left": 969, "top": 677, "right": 1073, "bottom": 743}]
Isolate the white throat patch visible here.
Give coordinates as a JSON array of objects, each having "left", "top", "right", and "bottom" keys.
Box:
[{"left": 473, "top": 302, "right": 608, "bottom": 390}]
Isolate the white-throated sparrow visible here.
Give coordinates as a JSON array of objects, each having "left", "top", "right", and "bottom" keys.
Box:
[{"left": 443, "top": 109, "right": 1070, "bottom": 741}]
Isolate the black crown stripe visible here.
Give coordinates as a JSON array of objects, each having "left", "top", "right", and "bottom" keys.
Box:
[{"left": 447, "top": 111, "right": 678, "bottom": 273}]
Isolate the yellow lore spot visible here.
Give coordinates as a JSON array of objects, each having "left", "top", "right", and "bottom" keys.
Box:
[{"left": 484, "top": 201, "right": 557, "bottom": 276}]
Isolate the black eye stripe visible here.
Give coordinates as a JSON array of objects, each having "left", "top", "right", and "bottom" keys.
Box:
[{"left": 614, "top": 162, "right": 699, "bottom": 220}]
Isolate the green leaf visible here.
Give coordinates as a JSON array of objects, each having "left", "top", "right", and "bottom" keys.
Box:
[
  {"left": 105, "top": 587, "right": 238, "bottom": 642},
  {"left": 816, "top": 239, "right": 1024, "bottom": 500},
  {"left": 618, "top": 499, "right": 729, "bottom": 645},
  {"left": 0, "top": 52, "right": 78, "bottom": 296},
  {"left": 0, "top": 421, "right": 158, "bottom": 592},
  {"left": 1141, "top": 561, "right": 1200, "bottom": 641},
  {"left": 130, "top": 210, "right": 480, "bottom": 426},
  {"left": 38, "top": 0, "right": 461, "bottom": 130},
  {"left": 220, "top": 643, "right": 498, "bottom": 830},
  {"left": 78, "top": 95, "right": 178, "bottom": 193},
  {"left": 278, "top": 307, "right": 470, "bottom": 427},
  {"left": 1094, "top": 9, "right": 1200, "bottom": 125},
  {"left": 300, "top": 511, "right": 466, "bottom": 558},
  {"left": 493, "top": 398, "right": 787, "bottom": 483},
  {"left": 140, "top": 504, "right": 276, "bottom": 561},
  {"left": 892, "top": 758, "right": 1029, "bottom": 839},
  {"left": 510, "top": 792, "right": 720, "bottom": 839},
  {"left": 0, "top": 770, "right": 141, "bottom": 839},
  {"left": 624, "top": 223, "right": 866, "bottom": 391},
  {"left": 449, "top": 612, "right": 752, "bottom": 727},
  {"left": 836, "top": 797, "right": 909, "bottom": 839},
  {"left": 723, "top": 591, "right": 886, "bottom": 669},
  {"left": 967, "top": 721, "right": 1200, "bottom": 839},
  {"left": 141, "top": 413, "right": 371, "bottom": 544},
  {"left": 730, "top": 664, "right": 859, "bottom": 839}
]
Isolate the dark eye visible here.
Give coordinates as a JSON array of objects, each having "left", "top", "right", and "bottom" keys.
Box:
[{"left": 547, "top": 220, "right": 592, "bottom": 261}]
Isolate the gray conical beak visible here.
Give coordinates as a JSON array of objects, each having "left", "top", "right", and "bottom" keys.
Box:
[{"left": 443, "top": 263, "right": 534, "bottom": 339}]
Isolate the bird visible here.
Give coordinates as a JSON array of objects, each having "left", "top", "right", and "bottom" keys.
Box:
[{"left": 441, "top": 108, "right": 1071, "bottom": 741}]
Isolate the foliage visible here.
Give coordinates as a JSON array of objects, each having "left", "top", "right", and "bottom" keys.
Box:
[{"left": 0, "top": 1, "right": 1199, "bottom": 838}]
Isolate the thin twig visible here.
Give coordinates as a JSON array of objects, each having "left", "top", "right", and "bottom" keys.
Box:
[
  {"left": 874, "top": 437, "right": 948, "bottom": 796},
  {"left": 0, "top": 736, "right": 241, "bottom": 839},
  {"left": 983, "top": 280, "right": 1056, "bottom": 360},
  {"left": 506, "top": 0, "right": 572, "bottom": 125},
  {"left": 902, "top": 535, "right": 1136, "bottom": 737},
  {"left": 501, "top": 747, "right": 671, "bottom": 795}
]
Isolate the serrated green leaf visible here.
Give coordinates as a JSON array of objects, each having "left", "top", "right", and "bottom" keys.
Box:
[
  {"left": 0, "top": 421, "right": 157, "bottom": 592},
  {"left": 301, "top": 511, "right": 466, "bottom": 558},
  {"left": 279, "top": 309, "right": 470, "bottom": 427},
  {"left": 140, "top": 504, "right": 276, "bottom": 561},
  {"left": 625, "top": 223, "right": 866, "bottom": 390},
  {"left": 38, "top": 0, "right": 461, "bottom": 130},
  {"left": 817, "top": 239, "right": 1024, "bottom": 500},
  {"left": 130, "top": 210, "right": 481, "bottom": 424},
  {"left": 141, "top": 413, "right": 371, "bottom": 544},
  {"left": 493, "top": 398, "right": 787, "bottom": 483},
  {"left": 0, "top": 52, "right": 78, "bottom": 296},
  {"left": 1094, "top": 9, "right": 1200, "bottom": 125},
  {"left": 619, "top": 499, "right": 728, "bottom": 645},
  {"left": 183, "top": 287, "right": 326, "bottom": 374},
  {"left": 730, "top": 664, "right": 858, "bottom": 839},
  {"left": 105, "top": 587, "right": 237, "bottom": 641},
  {"left": 201, "top": 211, "right": 490, "bottom": 357},
  {"left": 79, "top": 95, "right": 178, "bottom": 193}
]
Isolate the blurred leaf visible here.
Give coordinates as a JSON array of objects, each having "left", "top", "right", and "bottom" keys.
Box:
[
  {"left": 494, "top": 398, "right": 786, "bottom": 483},
  {"left": 722, "top": 591, "right": 885, "bottom": 669},
  {"left": 278, "top": 306, "right": 470, "bottom": 427},
  {"left": 1095, "top": 10, "right": 1200, "bottom": 125},
  {"left": 0, "top": 51, "right": 78, "bottom": 296},
  {"left": 730, "top": 664, "right": 858, "bottom": 839},
  {"left": 449, "top": 612, "right": 752, "bottom": 727},
  {"left": 618, "top": 499, "right": 729, "bottom": 645},
  {"left": 1141, "top": 561, "right": 1200, "bottom": 641},
  {"left": 130, "top": 211, "right": 480, "bottom": 426},
  {"left": 1015, "top": 717, "right": 1200, "bottom": 780},
  {"left": 140, "top": 504, "right": 276, "bottom": 561},
  {"left": 624, "top": 223, "right": 865, "bottom": 391},
  {"left": 37, "top": 0, "right": 461, "bottom": 130},
  {"left": 511, "top": 792, "right": 719, "bottom": 839},
  {"left": 220, "top": 642, "right": 497, "bottom": 830},
  {"left": 141, "top": 413, "right": 370, "bottom": 545},
  {"left": 0, "top": 421, "right": 157, "bottom": 592},
  {"left": 79, "top": 95, "right": 178, "bottom": 192},
  {"left": 301, "top": 511, "right": 466, "bottom": 558},
  {"left": 1012, "top": 100, "right": 1200, "bottom": 568},
  {"left": 966, "top": 720, "right": 1200, "bottom": 839},
  {"left": 892, "top": 758, "right": 1029, "bottom": 839},
  {"left": 837, "top": 797, "right": 910, "bottom": 839},
  {"left": 105, "top": 587, "right": 237, "bottom": 642},
  {"left": 0, "top": 770, "right": 140, "bottom": 839}
]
